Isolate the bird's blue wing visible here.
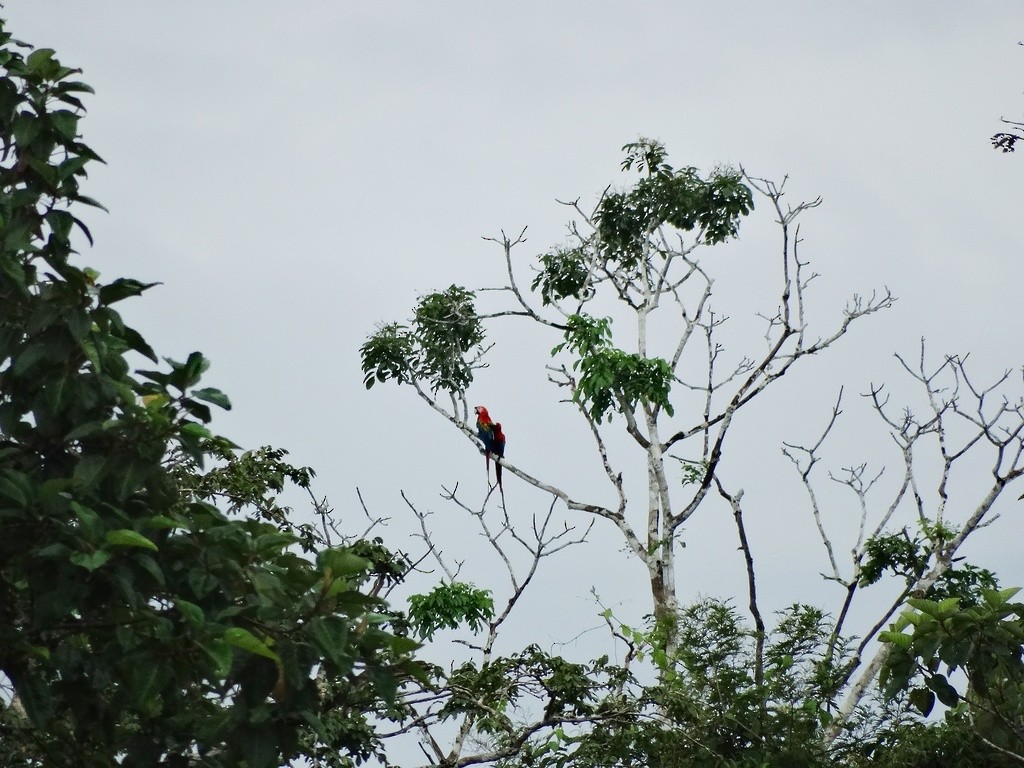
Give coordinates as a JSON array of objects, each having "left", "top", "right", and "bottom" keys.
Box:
[{"left": 476, "top": 420, "right": 494, "bottom": 449}]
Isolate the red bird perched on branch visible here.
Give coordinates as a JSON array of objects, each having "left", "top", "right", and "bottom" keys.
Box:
[{"left": 474, "top": 406, "right": 506, "bottom": 496}]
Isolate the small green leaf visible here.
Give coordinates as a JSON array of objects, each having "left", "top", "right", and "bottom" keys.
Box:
[
  {"left": 880, "top": 631, "right": 912, "bottom": 650},
  {"left": 203, "top": 639, "right": 233, "bottom": 677},
  {"left": 308, "top": 616, "right": 352, "bottom": 670},
  {"left": 0, "top": 470, "right": 31, "bottom": 506},
  {"left": 174, "top": 598, "right": 205, "bottom": 627},
  {"left": 388, "top": 635, "right": 420, "bottom": 654},
  {"left": 326, "top": 578, "right": 362, "bottom": 600},
  {"left": 56, "top": 154, "right": 90, "bottom": 181},
  {"left": 98, "top": 278, "right": 158, "bottom": 306},
  {"left": 127, "top": 663, "right": 161, "bottom": 709},
  {"left": 988, "top": 586, "right": 1022, "bottom": 606},
  {"left": 105, "top": 528, "right": 159, "bottom": 551},
  {"left": 224, "top": 626, "right": 281, "bottom": 663},
  {"left": 144, "top": 515, "right": 180, "bottom": 530},
  {"left": 182, "top": 351, "right": 210, "bottom": 387},
  {"left": 240, "top": 724, "right": 278, "bottom": 768},
  {"left": 57, "top": 80, "right": 95, "bottom": 94},
  {"left": 907, "top": 598, "right": 941, "bottom": 616},
  {"left": 180, "top": 422, "right": 213, "bottom": 440},
  {"left": 46, "top": 209, "right": 74, "bottom": 241},
  {"left": 926, "top": 674, "right": 961, "bottom": 706},
  {"left": 73, "top": 454, "right": 108, "bottom": 489},
  {"left": 64, "top": 420, "right": 109, "bottom": 442},
  {"left": 49, "top": 109, "right": 78, "bottom": 139},
  {"left": 318, "top": 548, "right": 371, "bottom": 577},
  {"left": 191, "top": 387, "right": 231, "bottom": 410},
  {"left": 70, "top": 549, "right": 111, "bottom": 571},
  {"left": 72, "top": 194, "right": 108, "bottom": 211},
  {"left": 25, "top": 47, "right": 56, "bottom": 73},
  {"left": 908, "top": 687, "right": 935, "bottom": 717},
  {"left": 120, "top": 325, "right": 157, "bottom": 361}
]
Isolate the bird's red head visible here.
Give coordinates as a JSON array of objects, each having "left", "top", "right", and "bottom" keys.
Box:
[{"left": 474, "top": 406, "right": 491, "bottom": 422}]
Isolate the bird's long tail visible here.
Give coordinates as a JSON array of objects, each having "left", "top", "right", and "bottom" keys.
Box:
[{"left": 495, "top": 458, "right": 505, "bottom": 508}]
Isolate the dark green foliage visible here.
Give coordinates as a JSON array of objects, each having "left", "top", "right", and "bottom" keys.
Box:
[
  {"left": 441, "top": 645, "right": 623, "bottom": 743},
  {"left": 675, "top": 457, "right": 709, "bottom": 486},
  {"left": 0, "top": 20, "right": 421, "bottom": 766},
  {"left": 436, "top": 597, "right": 1023, "bottom": 768},
  {"left": 992, "top": 112, "right": 1024, "bottom": 153},
  {"left": 593, "top": 138, "right": 753, "bottom": 271},
  {"left": 361, "top": 285, "right": 484, "bottom": 394},
  {"left": 856, "top": 706, "right": 1023, "bottom": 768},
  {"left": 859, "top": 529, "right": 926, "bottom": 587},
  {"left": 414, "top": 285, "right": 485, "bottom": 392},
  {"left": 177, "top": 443, "right": 321, "bottom": 547},
  {"left": 408, "top": 581, "right": 495, "bottom": 640},
  {"left": 552, "top": 314, "right": 674, "bottom": 422},
  {"left": 528, "top": 141, "right": 751, "bottom": 424},
  {"left": 360, "top": 322, "right": 417, "bottom": 389},
  {"left": 860, "top": 522, "right": 997, "bottom": 607},
  {"left": 531, "top": 246, "right": 591, "bottom": 306},
  {"left": 492, "top": 600, "right": 847, "bottom": 768},
  {"left": 528, "top": 140, "right": 753, "bottom": 311},
  {"left": 481, "top": 599, "right": 1022, "bottom": 767},
  {"left": 880, "top": 587, "right": 1024, "bottom": 753}
]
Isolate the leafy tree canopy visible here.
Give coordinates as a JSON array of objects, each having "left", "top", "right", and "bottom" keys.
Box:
[{"left": 0, "top": 19, "right": 425, "bottom": 768}]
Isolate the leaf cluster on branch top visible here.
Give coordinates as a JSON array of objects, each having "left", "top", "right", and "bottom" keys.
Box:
[
  {"left": 595, "top": 138, "right": 753, "bottom": 271},
  {"left": 859, "top": 521, "right": 997, "bottom": 607},
  {"left": 552, "top": 314, "right": 675, "bottom": 422},
  {"left": 361, "top": 284, "right": 484, "bottom": 394}
]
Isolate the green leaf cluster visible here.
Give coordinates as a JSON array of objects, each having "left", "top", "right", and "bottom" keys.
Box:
[
  {"left": 360, "top": 284, "right": 484, "bottom": 393},
  {"left": 531, "top": 246, "right": 591, "bottom": 306},
  {"left": 880, "top": 587, "right": 1024, "bottom": 753},
  {"left": 857, "top": 706, "right": 1023, "bottom": 768},
  {"left": 859, "top": 523, "right": 996, "bottom": 607},
  {"left": 176, "top": 443, "right": 322, "bottom": 548},
  {"left": 553, "top": 314, "right": 675, "bottom": 422},
  {"left": 492, "top": 600, "right": 854, "bottom": 768},
  {"left": 363, "top": 142, "right": 747, "bottom": 430},
  {"left": 478, "top": 599, "right": 1018, "bottom": 767},
  {"left": 593, "top": 138, "right": 753, "bottom": 271},
  {"left": 440, "top": 645, "right": 621, "bottom": 742},
  {"left": 408, "top": 580, "right": 495, "bottom": 640},
  {"left": 527, "top": 140, "right": 753, "bottom": 318},
  {"left": 676, "top": 456, "right": 709, "bottom": 487}
]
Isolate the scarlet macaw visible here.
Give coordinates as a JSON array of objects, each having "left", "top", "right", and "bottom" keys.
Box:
[{"left": 474, "top": 405, "right": 506, "bottom": 494}]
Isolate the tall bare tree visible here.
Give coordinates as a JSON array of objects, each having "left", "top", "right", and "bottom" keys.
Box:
[{"left": 362, "top": 139, "right": 1024, "bottom": 765}]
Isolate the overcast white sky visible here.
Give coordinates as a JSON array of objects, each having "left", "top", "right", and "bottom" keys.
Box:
[{"left": 8, "top": 3, "right": 1024, "bottom": 663}]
